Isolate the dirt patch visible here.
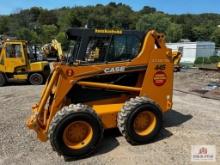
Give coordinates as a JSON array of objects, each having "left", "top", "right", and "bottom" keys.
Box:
[
  {"left": 0, "top": 70, "right": 219, "bottom": 164},
  {"left": 175, "top": 69, "right": 220, "bottom": 100}
]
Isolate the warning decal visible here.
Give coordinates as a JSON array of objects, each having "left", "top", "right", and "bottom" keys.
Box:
[{"left": 153, "top": 71, "right": 167, "bottom": 86}]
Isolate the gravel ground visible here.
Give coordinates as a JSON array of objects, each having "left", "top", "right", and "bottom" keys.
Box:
[{"left": 0, "top": 70, "right": 220, "bottom": 165}]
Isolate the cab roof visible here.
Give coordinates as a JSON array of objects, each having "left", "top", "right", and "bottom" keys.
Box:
[
  {"left": 66, "top": 27, "right": 145, "bottom": 40},
  {"left": 3, "top": 40, "right": 27, "bottom": 44}
]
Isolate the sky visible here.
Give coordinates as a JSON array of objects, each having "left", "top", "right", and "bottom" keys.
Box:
[{"left": 0, "top": 0, "right": 220, "bottom": 15}]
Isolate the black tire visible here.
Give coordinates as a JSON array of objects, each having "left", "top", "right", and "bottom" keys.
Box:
[
  {"left": 48, "top": 104, "right": 104, "bottom": 159},
  {"left": 117, "top": 96, "right": 162, "bottom": 145},
  {"left": 0, "top": 73, "right": 6, "bottom": 86},
  {"left": 28, "top": 73, "right": 44, "bottom": 85}
]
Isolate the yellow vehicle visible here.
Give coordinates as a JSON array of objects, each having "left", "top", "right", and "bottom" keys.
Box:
[
  {"left": 42, "top": 39, "right": 63, "bottom": 61},
  {"left": 0, "top": 40, "right": 50, "bottom": 86},
  {"left": 172, "top": 48, "right": 182, "bottom": 72},
  {"left": 27, "top": 28, "right": 174, "bottom": 159}
]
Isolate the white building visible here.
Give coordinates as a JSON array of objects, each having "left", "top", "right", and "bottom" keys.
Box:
[
  {"left": 216, "top": 50, "right": 220, "bottom": 56},
  {"left": 166, "top": 41, "right": 215, "bottom": 63}
]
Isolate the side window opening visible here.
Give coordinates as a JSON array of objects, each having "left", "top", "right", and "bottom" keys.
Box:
[
  {"left": 107, "top": 35, "right": 141, "bottom": 62},
  {"left": 80, "top": 34, "right": 141, "bottom": 65},
  {"left": 85, "top": 36, "right": 110, "bottom": 63}
]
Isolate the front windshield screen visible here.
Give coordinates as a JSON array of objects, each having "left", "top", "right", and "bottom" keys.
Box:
[{"left": 66, "top": 34, "right": 141, "bottom": 65}]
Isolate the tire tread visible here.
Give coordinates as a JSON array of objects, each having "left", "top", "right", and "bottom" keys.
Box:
[{"left": 117, "top": 96, "right": 162, "bottom": 145}]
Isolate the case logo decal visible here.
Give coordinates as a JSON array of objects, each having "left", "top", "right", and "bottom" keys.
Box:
[{"left": 104, "top": 66, "right": 125, "bottom": 73}]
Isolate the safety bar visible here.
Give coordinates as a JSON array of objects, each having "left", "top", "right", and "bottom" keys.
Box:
[{"left": 77, "top": 81, "right": 141, "bottom": 92}]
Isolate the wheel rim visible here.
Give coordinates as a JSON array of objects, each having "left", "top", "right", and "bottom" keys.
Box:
[
  {"left": 30, "top": 74, "right": 42, "bottom": 85},
  {"left": 133, "top": 111, "right": 157, "bottom": 136},
  {"left": 63, "top": 121, "right": 93, "bottom": 149}
]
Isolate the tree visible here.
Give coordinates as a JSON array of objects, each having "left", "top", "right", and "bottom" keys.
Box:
[
  {"left": 110, "top": 4, "right": 134, "bottom": 29},
  {"left": 139, "top": 6, "right": 156, "bottom": 15},
  {"left": 108, "top": 2, "right": 117, "bottom": 8},
  {"left": 16, "top": 28, "right": 39, "bottom": 43},
  {"left": 68, "top": 12, "right": 82, "bottom": 27},
  {"left": 211, "top": 28, "right": 220, "bottom": 47},
  {"left": 38, "top": 10, "right": 58, "bottom": 25},
  {"left": 192, "top": 24, "right": 214, "bottom": 41},
  {"left": 56, "top": 9, "right": 71, "bottom": 31},
  {"left": 29, "top": 7, "right": 42, "bottom": 22},
  {"left": 173, "top": 14, "right": 194, "bottom": 41},
  {"left": 40, "top": 25, "right": 58, "bottom": 43},
  {"left": 0, "top": 17, "right": 9, "bottom": 34},
  {"left": 136, "top": 13, "right": 171, "bottom": 32},
  {"left": 166, "top": 23, "right": 183, "bottom": 42},
  {"left": 56, "top": 32, "right": 69, "bottom": 50},
  {"left": 1, "top": 3, "right": 220, "bottom": 47}
]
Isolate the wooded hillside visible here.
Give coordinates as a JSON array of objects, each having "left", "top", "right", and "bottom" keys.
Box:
[{"left": 1, "top": 2, "right": 220, "bottom": 49}]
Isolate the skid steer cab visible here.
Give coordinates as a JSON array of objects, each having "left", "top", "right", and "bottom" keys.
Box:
[
  {"left": 27, "top": 28, "right": 174, "bottom": 159},
  {"left": 0, "top": 40, "right": 50, "bottom": 86}
]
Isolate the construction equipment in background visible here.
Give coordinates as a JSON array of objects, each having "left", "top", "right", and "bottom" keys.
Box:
[
  {"left": 172, "top": 47, "right": 183, "bottom": 72},
  {"left": 27, "top": 28, "right": 174, "bottom": 159},
  {"left": 217, "top": 62, "right": 220, "bottom": 70},
  {"left": 198, "top": 61, "right": 220, "bottom": 72},
  {"left": 41, "top": 39, "right": 63, "bottom": 61},
  {"left": 0, "top": 40, "right": 50, "bottom": 86}
]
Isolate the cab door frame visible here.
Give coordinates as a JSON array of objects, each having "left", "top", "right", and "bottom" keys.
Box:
[{"left": 4, "top": 41, "right": 27, "bottom": 74}]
